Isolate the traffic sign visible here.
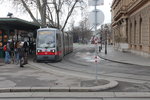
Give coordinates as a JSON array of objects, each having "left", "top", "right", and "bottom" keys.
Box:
[
  {"left": 88, "top": 0, "right": 104, "bottom": 6},
  {"left": 88, "top": 9, "right": 105, "bottom": 26}
]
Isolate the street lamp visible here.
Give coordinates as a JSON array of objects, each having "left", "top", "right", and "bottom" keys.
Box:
[
  {"left": 99, "top": 25, "right": 103, "bottom": 52},
  {"left": 104, "top": 24, "right": 108, "bottom": 55},
  {"left": 7, "top": 12, "right": 13, "bottom": 18}
]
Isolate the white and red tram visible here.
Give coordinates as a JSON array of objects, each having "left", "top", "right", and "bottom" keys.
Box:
[{"left": 36, "top": 28, "right": 73, "bottom": 61}]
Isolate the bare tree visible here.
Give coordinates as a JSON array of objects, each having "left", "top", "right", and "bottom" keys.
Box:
[
  {"left": 1, "top": 0, "right": 86, "bottom": 31},
  {"left": 69, "top": 17, "right": 92, "bottom": 43},
  {"left": 98, "top": 24, "right": 112, "bottom": 44}
]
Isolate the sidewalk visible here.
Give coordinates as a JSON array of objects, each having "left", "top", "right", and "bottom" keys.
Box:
[
  {"left": 0, "top": 57, "right": 118, "bottom": 92},
  {"left": 0, "top": 58, "right": 4, "bottom": 64},
  {"left": 0, "top": 92, "right": 150, "bottom": 99},
  {"left": 99, "top": 45, "right": 150, "bottom": 67}
]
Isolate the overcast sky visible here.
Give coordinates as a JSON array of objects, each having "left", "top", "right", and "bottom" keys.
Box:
[{"left": 0, "top": 0, "right": 113, "bottom": 25}]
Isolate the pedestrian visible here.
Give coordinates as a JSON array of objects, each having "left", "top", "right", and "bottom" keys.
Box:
[
  {"left": 23, "top": 41, "right": 28, "bottom": 64},
  {"left": 29, "top": 41, "right": 33, "bottom": 54},
  {"left": 99, "top": 46, "right": 102, "bottom": 52},
  {"left": 18, "top": 41, "right": 24, "bottom": 67},
  {"left": 3, "top": 40, "right": 11, "bottom": 64},
  {"left": 10, "top": 39, "right": 15, "bottom": 63},
  {"left": 14, "top": 41, "right": 20, "bottom": 64}
]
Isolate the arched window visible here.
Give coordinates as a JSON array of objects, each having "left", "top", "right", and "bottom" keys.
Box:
[
  {"left": 139, "top": 17, "right": 142, "bottom": 44},
  {"left": 134, "top": 20, "right": 137, "bottom": 44},
  {"left": 130, "top": 23, "right": 132, "bottom": 43}
]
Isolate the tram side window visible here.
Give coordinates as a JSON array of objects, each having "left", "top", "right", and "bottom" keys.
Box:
[{"left": 56, "top": 34, "right": 61, "bottom": 47}]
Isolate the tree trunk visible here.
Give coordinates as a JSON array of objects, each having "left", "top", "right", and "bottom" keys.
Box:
[{"left": 41, "top": 0, "right": 47, "bottom": 27}]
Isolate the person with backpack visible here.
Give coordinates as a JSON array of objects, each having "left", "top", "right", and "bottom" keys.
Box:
[{"left": 4, "top": 40, "right": 11, "bottom": 64}]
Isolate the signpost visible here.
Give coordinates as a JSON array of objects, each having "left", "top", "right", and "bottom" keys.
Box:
[{"left": 88, "top": 0, "right": 104, "bottom": 83}]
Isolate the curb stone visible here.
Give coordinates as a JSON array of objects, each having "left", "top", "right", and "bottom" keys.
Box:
[
  {"left": 50, "top": 87, "right": 69, "bottom": 92},
  {"left": 98, "top": 54, "right": 150, "bottom": 67},
  {"left": 0, "top": 92, "right": 150, "bottom": 98},
  {"left": 0, "top": 80, "right": 118, "bottom": 93},
  {"left": 30, "top": 87, "right": 50, "bottom": 92},
  {"left": 10, "top": 87, "right": 31, "bottom": 92}
]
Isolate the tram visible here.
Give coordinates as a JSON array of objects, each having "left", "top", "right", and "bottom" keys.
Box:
[{"left": 36, "top": 28, "right": 73, "bottom": 61}]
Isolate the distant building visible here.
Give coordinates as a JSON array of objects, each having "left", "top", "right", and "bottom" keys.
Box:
[{"left": 111, "top": 0, "right": 150, "bottom": 55}]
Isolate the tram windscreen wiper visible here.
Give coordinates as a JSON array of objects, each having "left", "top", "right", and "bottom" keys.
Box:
[{"left": 46, "top": 42, "right": 55, "bottom": 48}]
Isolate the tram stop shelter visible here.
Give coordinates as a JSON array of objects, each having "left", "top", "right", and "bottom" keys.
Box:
[{"left": 0, "top": 17, "right": 40, "bottom": 58}]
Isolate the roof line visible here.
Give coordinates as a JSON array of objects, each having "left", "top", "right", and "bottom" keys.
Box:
[{"left": 0, "top": 17, "right": 40, "bottom": 27}]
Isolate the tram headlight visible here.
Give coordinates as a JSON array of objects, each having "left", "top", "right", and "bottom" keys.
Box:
[
  {"left": 37, "top": 50, "right": 41, "bottom": 52},
  {"left": 51, "top": 49, "right": 55, "bottom": 53}
]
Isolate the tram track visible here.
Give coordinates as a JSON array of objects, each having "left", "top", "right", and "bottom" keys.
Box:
[
  {"left": 44, "top": 61, "right": 150, "bottom": 83},
  {"left": 46, "top": 63, "right": 150, "bottom": 84},
  {"left": 31, "top": 45, "right": 150, "bottom": 84},
  {"left": 63, "top": 46, "right": 150, "bottom": 77}
]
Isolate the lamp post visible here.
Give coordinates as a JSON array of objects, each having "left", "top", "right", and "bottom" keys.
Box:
[
  {"left": 104, "top": 24, "right": 108, "bottom": 55},
  {"left": 7, "top": 12, "right": 13, "bottom": 18},
  {"left": 100, "top": 25, "right": 103, "bottom": 52}
]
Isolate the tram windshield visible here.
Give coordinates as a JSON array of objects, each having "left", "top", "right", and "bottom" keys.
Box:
[{"left": 37, "top": 30, "right": 55, "bottom": 48}]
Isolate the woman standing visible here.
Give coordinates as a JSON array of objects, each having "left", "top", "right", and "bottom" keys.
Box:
[
  {"left": 18, "top": 41, "right": 25, "bottom": 67},
  {"left": 14, "top": 41, "right": 20, "bottom": 64},
  {"left": 4, "top": 41, "right": 11, "bottom": 64}
]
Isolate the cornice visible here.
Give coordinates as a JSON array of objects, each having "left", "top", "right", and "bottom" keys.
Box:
[
  {"left": 113, "top": 6, "right": 127, "bottom": 21},
  {"left": 111, "top": 0, "right": 120, "bottom": 9},
  {"left": 112, "top": 0, "right": 148, "bottom": 21},
  {"left": 127, "top": 0, "right": 148, "bottom": 15}
]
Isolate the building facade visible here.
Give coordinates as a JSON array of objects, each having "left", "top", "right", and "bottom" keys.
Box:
[{"left": 111, "top": 0, "right": 150, "bottom": 55}]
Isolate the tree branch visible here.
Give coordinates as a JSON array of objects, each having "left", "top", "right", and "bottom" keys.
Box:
[
  {"left": 53, "top": 0, "right": 60, "bottom": 28},
  {"left": 36, "top": 0, "right": 42, "bottom": 15},
  {"left": 21, "top": 0, "right": 40, "bottom": 25},
  {"left": 47, "top": 5, "right": 55, "bottom": 26},
  {"left": 61, "top": 0, "right": 78, "bottom": 32}
]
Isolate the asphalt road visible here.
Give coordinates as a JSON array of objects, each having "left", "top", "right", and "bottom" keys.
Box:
[
  {"left": 32, "top": 44, "right": 150, "bottom": 92},
  {"left": 1, "top": 44, "right": 150, "bottom": 92}
]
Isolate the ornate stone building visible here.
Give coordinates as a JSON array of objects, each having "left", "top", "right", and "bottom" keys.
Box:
[{"left": 111, "top": 0, "right": 150, "bottom": 55}]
